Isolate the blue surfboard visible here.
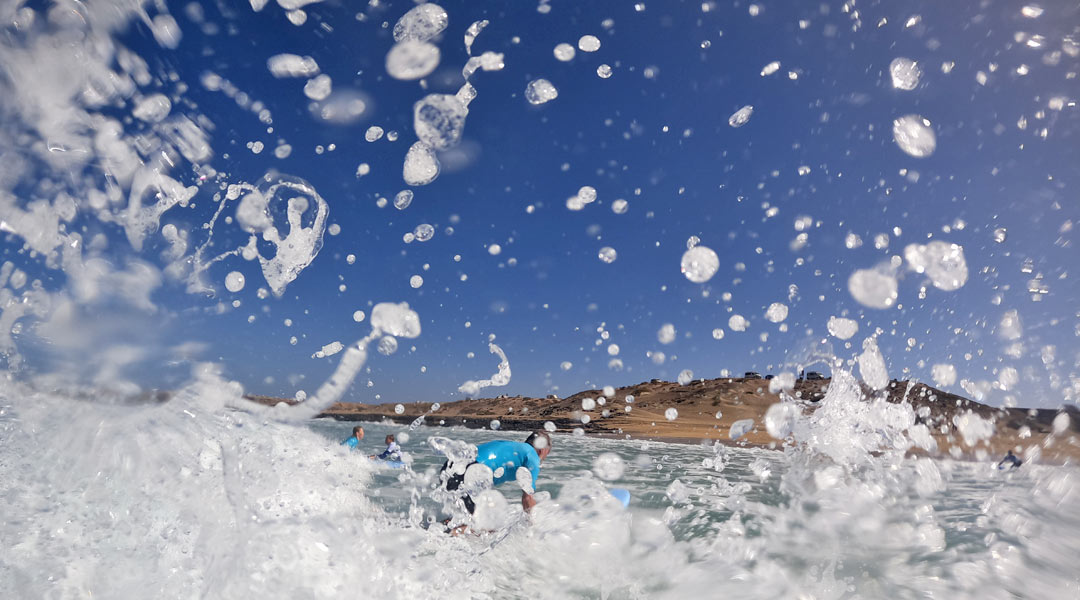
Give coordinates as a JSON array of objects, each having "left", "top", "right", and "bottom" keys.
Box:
[
  {"left": 609, "top": 487, "right": 630, "bottom": 508},
  {"left": 368, "top": 458, "right": 406, "bottom": 469}
]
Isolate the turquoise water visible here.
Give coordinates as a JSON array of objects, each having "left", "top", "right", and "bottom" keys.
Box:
[
  {"left": 308, "top": 419, "right": 1064, "bottom": 562},
  {"left": 310, "top": 419, "right": 787, "bottom": 540}
]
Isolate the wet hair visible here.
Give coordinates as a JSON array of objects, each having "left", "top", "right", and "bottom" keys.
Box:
[
  {"left": 352, "top": 426, "right": 364, "bottom": 437},
  {"left": 386, "top": 434, "right": 395, "bottom": 443},
  {"left": 525, "top": 430, "right": 552, "bottom": 452}
]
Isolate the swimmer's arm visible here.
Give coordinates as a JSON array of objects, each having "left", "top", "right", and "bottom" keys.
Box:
[{"left": 521, "top": 491, "right": 536, "bottom": 513}]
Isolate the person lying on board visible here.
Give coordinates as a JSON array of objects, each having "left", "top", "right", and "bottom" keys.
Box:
[
  {"left": 998, "top": 449, "right": 1022, "bottom": 469},
  {"left": 370, "top": 434, "right": 402, "bottom": 461}
]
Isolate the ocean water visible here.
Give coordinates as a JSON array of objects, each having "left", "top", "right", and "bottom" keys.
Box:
[
  {"left": 309, "top": 420, "right": 1079, "bottom": 598},
  {"left": 3, "top": 372, "right": 1075, "bottom": 599}
]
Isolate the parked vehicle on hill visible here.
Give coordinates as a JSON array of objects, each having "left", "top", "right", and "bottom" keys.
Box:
[
  {"left": 744, "top": 371, "right": 762, "bottom": 379},
  {"left": 806, "top": 371, "right": 825, "bottom": 381}
]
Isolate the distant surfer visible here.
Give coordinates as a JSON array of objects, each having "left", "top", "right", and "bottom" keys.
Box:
[
  {"left": 441, "top": 430, "right": 552, "bottom": 519},
  {"left": 370, "top": 434, "right": 402, "bottom": 461},
  {"left": 998, "top": 450, "right": 1022, "bottom": 470},
  {"left": 341, "top": 426, "right": 365, "bottom": 450}
]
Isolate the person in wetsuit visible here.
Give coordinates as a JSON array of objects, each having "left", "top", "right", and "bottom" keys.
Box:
[
  {"left": 370, "top": 434, "right": 402, "bottom": 461},
  {"left": 340, "top": 426, "right": 364, "bottom": 450},
  {"left": 998, "top": 449, "right": 1022, "bottom": 469},
  {"left": 441, "top": 430, "right": 552, "bottom": 515}
]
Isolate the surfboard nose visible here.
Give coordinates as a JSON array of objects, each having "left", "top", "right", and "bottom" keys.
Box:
[{"left": 609, "top": 488, "right": 631, "bottom": 508}]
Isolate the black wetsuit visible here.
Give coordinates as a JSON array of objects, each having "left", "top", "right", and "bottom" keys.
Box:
[
  {"left": 998, "top": 453, "right": 1022, "bottom": 469},
  {"left": 441, "top": 460, "right": 478, "bottom": 514}
]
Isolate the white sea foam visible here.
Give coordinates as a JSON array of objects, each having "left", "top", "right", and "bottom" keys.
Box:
[{"left": 458, "top": 343, "right": 511, "bottom": 396}]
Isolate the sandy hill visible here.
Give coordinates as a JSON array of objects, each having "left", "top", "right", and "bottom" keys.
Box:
[{"left": 246, "top": 376, "right": 1080, "bottom": 464}]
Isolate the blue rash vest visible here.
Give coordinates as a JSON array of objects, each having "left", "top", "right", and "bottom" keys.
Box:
[
  {"left": 475, "top": 440, "right": 541, "bottom": 490},
  {"left": 341, "top": 436, "right": 361, "bottom": 450}
]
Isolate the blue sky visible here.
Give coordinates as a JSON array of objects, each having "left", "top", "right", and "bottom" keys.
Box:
[{"left": 9, "top": 0, "right": 1079, "bottom": 408}]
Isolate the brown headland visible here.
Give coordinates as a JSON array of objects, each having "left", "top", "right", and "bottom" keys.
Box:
[{"left": 246, "top": 376, "right": 1080, "bottom": 465}]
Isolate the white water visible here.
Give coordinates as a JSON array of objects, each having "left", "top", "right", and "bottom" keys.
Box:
[{"left": 3, "top": 373, "right": 1077, "bottom": 599}]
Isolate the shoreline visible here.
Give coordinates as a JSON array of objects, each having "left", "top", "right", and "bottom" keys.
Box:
[
  {"left": 313, "top": 412, "right": 779, "bottom": 450},
  {"left": 248, "top": 375, "right": 1080, "bottom": 465}
]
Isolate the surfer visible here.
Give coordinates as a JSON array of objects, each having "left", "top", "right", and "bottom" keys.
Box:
[
  {"left": 441, "top": 430, "right": 552, "bottom": 517},
  {"left": 998, "top": 449, "right": 1022, "bottom": 469},
  {"left": 340, "top": 426, "right": 365, "bottom": 450},
  {"left": 370, "top": 434, "right": 402, "bottom": 461}
]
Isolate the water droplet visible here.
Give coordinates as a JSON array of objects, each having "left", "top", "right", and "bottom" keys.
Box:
[
  {"left": 848, "top": 267, "right": 899, "bottom": 308},
  {"left": 386, "top": 40, "right": 440, "bottom": 80},
  {"left": 889, "top": 57, "right": 921, "bottom": 90},
  {"left": 225, "top": 271, "right": 245, "bottom": 292},
  {"left": 365, "top": 126, "right": 385, "bottom": 142},
  {"left": 403, "top": 142, "right": 440, "bottom": 186},
  {"left": 578, "top": 35, "right": 601, "bottom": 52},
  {"left": 764, "top": 403, "right": 799, "bottom": 439},
  {"left": 553, "top": 43, "right": 575, "bottom": 61},
  {"left": 525, "top": 79, "right": 558, "bottom": 104},
  {"left": 680, "top": 246, "right": 720, "bottom": 283},
  {"left": 1021, "top": 5, "right": 1044, "bottom": 18},
  {"left": 133, "top": 94, "right": 172, "bottom": 123},
  {"left": 267, "top": 54, "right": 319, "bottom": 78},
  {"left": 657, "top": 323, "right": 676, "bottom": 344},
  {"left": 410, "top": 275, "right": 424, "bottom": 288},
  {"left": 665, "top": 407, "right": 678, "bottom": 421},
  {"left": 827, "top": 316, "right": 858, "bottom": 340},
  {"left": 598, "top": 246, "right": 617, "bottom": 263},
  {"left": 893, "top": 115, "right": 936, "bottom": 157},
  {"left": 932, "top": 363, "right": 957, "bottom": 386},
  {"left": 592, "top": 453, "right": 625, "bottom": 480},
  {"left": 414, "top": 94, "right": 467, "bottom": 150},
  {"left": 414, "top": 223, "right": 435, "bottom": 241},
  {"left": 728, "top": 105, "right": 754, "bottom": 127},
  {"left": 904, "top": 241, "right": 969, "bottom": 291},
  {"left": 729, "top": 418, "right": 754, "bottom": 440},
  {"left": 392, "top": 3, "right": 448, "bottom": 42},
  {"left": 394, "top": 190, "right": 414, "bottom": 210},
  {"left": 596, "top": 64, "right": 613, "bottom": 79},
  {"left": 765, "top": 303, "right": 788, "bottom": 323},
  {"left": 303, "top": 74, "right": 332, "bottom": 100},
  {"left": 677, "top": 370, "right": 693, "bottom": 385},
  {"left": 379, "top": 336, "right": 400, "bottom": 355}
]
